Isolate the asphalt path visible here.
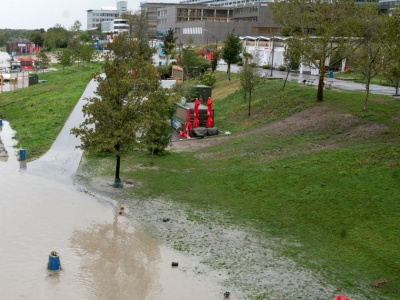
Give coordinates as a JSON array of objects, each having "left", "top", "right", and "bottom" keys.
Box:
[
  {"left": 24, "top": 78, "right": 97, "bottom": 185},
  {"left": 216, "top": 64, "right": 399, "bottom": 97}
]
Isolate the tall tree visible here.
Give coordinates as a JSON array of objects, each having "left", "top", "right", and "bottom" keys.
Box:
[
  {"left": 162, "top": 28, "right": 177, "bottom": 65},
  {"left": 57, "top": 48, "right": 73, "bottom": 72},
  {"left": 71, "top": 35, "right": 163, "bottom": 188},
  {"left": 382, "top": 8, "right": 400, "bottom": 96},
  {"left": 349, "top": 5, "right": 386, "bottom": 110},
  {"left": 35, "top": 51, "right": 50, "bottom": 72},
  {"left": 222, "top": 32, "right": 242, "bottom": 81},
  {"left": 140, "top": 88, "right": 175, "bottom": 164},
  {"left": 271, "top": 0, "right": 364, "bottom": 102},
  {"left": 239, "top": 52, "right": 261, "bottom": 116}
]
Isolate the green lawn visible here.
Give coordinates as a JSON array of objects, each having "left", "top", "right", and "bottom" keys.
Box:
[
  {"left": 1, "top": 67, "right": 399, "bottom": 298},
  {"left": 0, "top": 62, "right": 102, "bottom": 159}
]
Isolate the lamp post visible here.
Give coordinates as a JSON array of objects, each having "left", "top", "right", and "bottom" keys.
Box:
[
  {"left": 178, "top": 40, "right": 183, "bottom": 65},
  {"left": 203, "top": 28, "right": 209, "bottom": 46},
  {"left": 270, "top": 37, "right": 275, "bottom": 77}
]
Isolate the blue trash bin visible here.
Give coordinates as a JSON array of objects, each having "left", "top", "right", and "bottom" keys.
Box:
[
  {"left": 0, "top": 119, "right": 2, "bottom": 126},
  {"left": 48, "top": 251, "right": 61, "bottom": 270},
  {"left": 159, "top": 61, "right": 162, "bottom": 66},
  {"left": 19, "top": 149, "right": 26, "bottom": 161},
  {"left": 329, "top": 71, "right": 334, "bottom": 78}
]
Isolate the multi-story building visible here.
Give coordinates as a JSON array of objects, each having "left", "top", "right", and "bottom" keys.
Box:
[
  {"left": 86, "top": 1, "right": 128, "bottom": 30},
  {"left": 101, "top": 19, "right": 130, "bottom": 34},
  {"left": 180, "top": 0, "right": 272, "bottom": 7},
  {"left": 155, "top": 2, "right": 279, "bottom": 45}
]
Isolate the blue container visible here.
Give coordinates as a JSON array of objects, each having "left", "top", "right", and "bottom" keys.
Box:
[
  {"left": 329, "top": 71, "right": 334, "bottom": 78},
  {"left": 48, "top": 252, "right": 61, "bottom": 270},
  {"left": 159, "top": 61, "right": 162, "bottom": 66},
  {"left": 0, "top": 119, "right": 2, "bottom": 126},
  {"left": 19, "top": 149, "right": 26, "bottom": 161}
]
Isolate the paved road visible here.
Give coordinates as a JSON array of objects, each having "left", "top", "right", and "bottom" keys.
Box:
[{"left": 216, "top": 64, "right": 399, "bottom": 97}]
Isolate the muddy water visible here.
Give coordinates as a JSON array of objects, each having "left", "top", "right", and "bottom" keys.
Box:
[{"left": 0, "top": 121, "right": 225, "bottom": 299}]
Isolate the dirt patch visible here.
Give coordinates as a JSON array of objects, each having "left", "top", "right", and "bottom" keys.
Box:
[
  {"left": 75, "top": 172, "right": 342, "bottom": 299},
  {"left": 169, "top": 105, "right": 388, "bottom": 153}
]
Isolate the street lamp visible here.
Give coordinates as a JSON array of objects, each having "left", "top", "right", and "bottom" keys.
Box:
[
  {"left": 270, "top": 37, "right": 275, "bottom": 77},
  {"left": 203, "top": 28, "right": 209, "bottom": 46},
  {"left": 178, "top": 40, "right": 183, "bottom": 64}
]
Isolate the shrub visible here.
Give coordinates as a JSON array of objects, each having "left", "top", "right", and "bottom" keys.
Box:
[
  {"left": 237, "top": 61, "right": 243, "bottom": 66},
  {"left": 262, "top": 64, "right": 270, "bottom": 69},
  {"left": 279, "top": 65, "right": 286, "bottom": 71},
  {"left": 249, "top": 62, "right": 257, "bottom": 68},
  {"left": 198, "top": 73, "right": 216, "bottom": 87}
]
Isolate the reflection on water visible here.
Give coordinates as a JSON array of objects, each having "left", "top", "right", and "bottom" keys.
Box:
[{"left": 0, "top": 121, "right": 224, "bottom": 299}]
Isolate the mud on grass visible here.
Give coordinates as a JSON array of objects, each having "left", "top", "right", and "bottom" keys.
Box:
[{"left": 75, "top": 171, "right": 351, "bottom": 299}]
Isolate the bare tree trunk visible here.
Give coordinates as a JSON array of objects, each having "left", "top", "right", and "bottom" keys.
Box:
[
  {"left": 317, "top": 73, "right": 325, "bottom": 102},
  {"left": 227, "top": 64, "right": 231, "bottom": 81},
  {"left": 248, "top": 91, "right": 252, "bottom": 117},
  {"left": 282, "top": 69, "right": 291, "bottom": 90},
  {"left": 363, "top": 78, "right": 371, "bottom": 111},
  {"left": 113, "top": 144, "right": 123, "bottom": 188}
]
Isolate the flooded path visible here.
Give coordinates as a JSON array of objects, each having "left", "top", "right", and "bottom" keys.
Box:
[{"left": 0, "top": 81, "right": 226, "bottom": 299}]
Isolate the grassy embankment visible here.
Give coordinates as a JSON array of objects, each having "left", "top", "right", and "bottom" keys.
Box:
[
  {"left": 83, "top": 73, "right": 400, "bottom": 298},
  {"left": 0, "top": 62, "right": 102, "bottom": 159},
  {"left": 1, "top": 68, "right": 399, "bottom": 298}
]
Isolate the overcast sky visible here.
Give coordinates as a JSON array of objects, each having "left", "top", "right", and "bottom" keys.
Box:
[{"left": 0, "top": 0, "right": 140, "bottom": 30}]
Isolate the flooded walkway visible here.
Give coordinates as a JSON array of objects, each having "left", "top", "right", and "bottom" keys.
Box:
[{"left": 0, "top": 80, "right": 226, "bottom": 299}]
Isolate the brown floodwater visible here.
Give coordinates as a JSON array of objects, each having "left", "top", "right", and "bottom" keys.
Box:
[{"left": 0, "top": 120, "right": 226, "bottom": 299}]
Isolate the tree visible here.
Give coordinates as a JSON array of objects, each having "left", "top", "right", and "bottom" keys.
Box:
[
  {"left": 271, "top": 0, "right": 364, "bottom": 102},
  {"left": 180, "top": 47, "right": 210, "bottom": 80},
  {"left": 349, "top": 5, "right": 386, "bottom": 110},
  {"left": 239, "top": 52, "right": 261, "bottom": 116},
  {"left": 57, "top": 48, "right": 73, "bottom": 72},
  {"left": 140, "top": 88, "right": 175, "bottom": 164},
  {"left": 382, "top": 8, "right": 400, "bottom": 96},
  {"left": 78, "top": 44, "right": 94, "bottom": 65},
  {"left": 44, "top": 25, "right": 70, "bottom": 49},
  {"left": 222, "top": 32, "right": 242, "bottom": 81},
  {"left": 71, "top": 34, "right": 165, "bottom": 188},
  {"left": 163, "top": 28, "right": 177, "bottom": 65},
  {"left": 36, "top": 51, "right": 50, "bottom": 72},
  {"left": 130, "top": 11, "right": 153, "bottom": 59}
]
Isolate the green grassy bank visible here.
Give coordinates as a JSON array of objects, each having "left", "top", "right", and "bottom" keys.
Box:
[
  {"left": 1, "top": 68, "right": 399, "bottom": 298},
  {"left": 0, "top": 63, "right": 102, "bottom": 159},
  {"left": 82, "top": 75, "right": 400, "bottom": 298}
]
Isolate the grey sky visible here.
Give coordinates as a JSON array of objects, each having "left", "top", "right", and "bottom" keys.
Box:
[{"left": 0, "top": 0, "right": 139, "bottom": 30}]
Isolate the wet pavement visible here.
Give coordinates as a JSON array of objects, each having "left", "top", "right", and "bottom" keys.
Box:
[{"left": 0, "top": 79, "right": 228, "bottom": 299}]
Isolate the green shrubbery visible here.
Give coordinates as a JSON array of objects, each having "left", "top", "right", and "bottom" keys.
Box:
[{"left": 197, "top": 72, "right": 216, "bottom": 87}]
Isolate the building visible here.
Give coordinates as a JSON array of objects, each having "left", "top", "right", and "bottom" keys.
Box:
[
  {"left": 101, "top": 19, "right": 130, "bottom": 34},
  {"left": 86, "top": 1, "right": 128, "bottom": 30},
  {"left": 156, "top": 3, "right": 279, "bottom": 45},
  {"left": 140, "top": 1, "right": 180, "bottom": 35},
  {"left": 180, "top": 0, "right": 272, "bottom": 7}
]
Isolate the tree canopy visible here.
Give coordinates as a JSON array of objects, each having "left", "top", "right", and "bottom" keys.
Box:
[
  {"left": 271, "top": 0, "right": 365, "bottom": 102},
  {"left": 222, "top": 33, "right": 242, "bottom": 81},
  {"left": 71, "top": 34, "right": 172, "bottom": 187}
]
